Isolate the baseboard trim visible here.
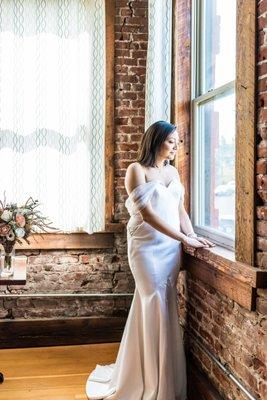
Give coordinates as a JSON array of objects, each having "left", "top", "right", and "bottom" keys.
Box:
[{"left": 0, "top": 316, "right": 126, "bottom": 349}]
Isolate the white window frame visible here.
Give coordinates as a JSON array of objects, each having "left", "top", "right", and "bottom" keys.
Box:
[{"left": 190, "top": 0, "right": 236, "bottom": 250}]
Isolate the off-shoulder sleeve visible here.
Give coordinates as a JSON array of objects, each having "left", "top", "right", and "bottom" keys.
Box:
[{"left": 125, "top": 182, "right": 157, "bottom": 216}]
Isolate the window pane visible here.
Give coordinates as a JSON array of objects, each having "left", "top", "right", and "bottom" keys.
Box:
[
  {"left": 198, "top": 89, "right": 235, "bottom": 237},
  {"left": 200, "top": 0, "right": 236, "bottom": 93}
]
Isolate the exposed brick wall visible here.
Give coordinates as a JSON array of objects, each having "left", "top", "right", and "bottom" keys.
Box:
[
  {"left": 257, "top": 0, "right": 267, "bottom": 272},
  {"left": 1, "top": 1, "right": 265, "bottom": 400},
  {"left": 114, "top": 0, "right": 148, "bottom": 219},
  {"left": 177, "top": 1, "right": 267, "bottom": 400},
  {"left": 0, "top": 0, "right": 148, "bottom": 318},
  {"left": 178, "top": 274, "right": 266, "bottom": 400}
]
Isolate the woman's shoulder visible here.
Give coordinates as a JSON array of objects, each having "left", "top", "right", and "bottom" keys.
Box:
[
  {"left": 165, "top": 164, "right": 180, "bottom": 178},
  {"left": 126, "top": 162, "right": 146, "bottom": 174},
  {"left": 125, "top": 162, "right": 147, "bottom": 196}
]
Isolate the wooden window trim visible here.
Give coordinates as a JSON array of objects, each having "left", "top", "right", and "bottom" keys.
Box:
[
  {"left": 15, "top": 0, "right": 123, "bottom": 251},
  {"left": 172, "top": 0, "right": 266, "bottom": 310}
]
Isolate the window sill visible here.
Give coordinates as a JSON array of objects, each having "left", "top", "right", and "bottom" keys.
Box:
[
  {"left": 182, "top": 245, "right": 267, "bottom": 311},
  {"left": 14, "top": 222, "right": 125, "bottom": 250}
]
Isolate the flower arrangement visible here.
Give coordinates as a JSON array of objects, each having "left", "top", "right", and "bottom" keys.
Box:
[{"left": 0, "top": 193, "right": 57, "bottom": 277}]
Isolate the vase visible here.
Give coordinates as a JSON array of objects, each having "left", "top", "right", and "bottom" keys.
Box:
[{"left": 0, "top": 242, "right": 15, "bottom": 278}]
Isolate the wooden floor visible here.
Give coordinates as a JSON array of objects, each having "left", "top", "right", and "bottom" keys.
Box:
[{"left": 0, "top": 343, "right": 119, "bottom": 400}]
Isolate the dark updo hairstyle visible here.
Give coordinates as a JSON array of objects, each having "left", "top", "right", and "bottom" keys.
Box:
[{"left": 137, "top": 120, "right": 177, "bottom": 167}]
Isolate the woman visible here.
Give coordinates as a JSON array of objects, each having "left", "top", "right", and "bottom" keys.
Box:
[{"left": 86, "top": 121, "right": 215, "bottom": 400}]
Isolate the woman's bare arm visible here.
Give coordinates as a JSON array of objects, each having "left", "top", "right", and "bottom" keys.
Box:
[
  {"left": 179, "top": 202, "right": 196, "bottom": 236},
  {"left": 179, "top": 197, "right": 215, "bottom": 247}
]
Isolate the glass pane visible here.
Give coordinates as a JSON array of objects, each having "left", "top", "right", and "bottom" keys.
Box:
[
  {"left": 200, "top": 0, "right": 236, "bottom": 93},
  {"left": 199, "top": 89, "right": 235, "bottom": 237}
]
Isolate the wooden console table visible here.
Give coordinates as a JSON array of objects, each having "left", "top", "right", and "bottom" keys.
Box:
[{"left": 0, "top": 256, "right": 27, "bottom": 383}]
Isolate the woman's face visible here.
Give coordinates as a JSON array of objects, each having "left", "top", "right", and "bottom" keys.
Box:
[{"left": 158, "top": 130, "right": 178, "bottom": 161}]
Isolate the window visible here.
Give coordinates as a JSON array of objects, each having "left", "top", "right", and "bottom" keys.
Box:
[
  {"left": 0, "top": 0, "right": 106, "bottom": 235},
  {"left": 191, "top": 0, "right": 236, "bottom": 250}
]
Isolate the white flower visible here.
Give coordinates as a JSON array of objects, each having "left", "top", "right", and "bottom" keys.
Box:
[
  {"left": 15, "top": 208, "right": 24, "bottom": 215},
  {"left": 1, "top": 210, "right": 12, "bottom": 222},
  {"left": 15, "top": 228, "right": 25, "bottom": 238}
]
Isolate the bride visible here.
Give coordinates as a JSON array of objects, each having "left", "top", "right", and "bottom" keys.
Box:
[{"left": 86, "top": 120, "right": 215, "bottom": 400}]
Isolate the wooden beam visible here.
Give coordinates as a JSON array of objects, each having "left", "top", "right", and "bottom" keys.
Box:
[
  {"left": 183, "top": 245, "right": 267, "bottom": 288},
  {"left": 14, "top": 232, "right": 116, "bottom": 250},
  {"left": 236, "top": 0, "right": 256, "bottom": 265},
  {"left": 105, "top": 0, "right": 115, "bottom": 225},
  {"left": 184, "top": 253, "right": 257, "bottom": 310}
]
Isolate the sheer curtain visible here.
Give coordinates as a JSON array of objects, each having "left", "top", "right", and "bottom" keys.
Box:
[
  {"left": 0, "top": 0, "right": 106, "bottom": 234},
  {"left": 145, "top": 0, "right": 173, "bottom": 130}
]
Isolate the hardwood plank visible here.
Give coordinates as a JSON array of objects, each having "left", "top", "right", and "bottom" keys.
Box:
[
  {"left": 1, "top": 374, "right": 87, "bottom": 391},
  {"left": 236, "top": 0, "right": 256, "bottom": 265},
  {"left": 0, "top": 343, "right": 118, "bottom": 378},
  {"left": 0, "top": 342, "right": 119, "bottom": 400},
  {"left": 0, "top": 386, "right": 87, "bottom": 400},
  {"left": 0, "top": 343, "right": 119, "bottom": 400}
]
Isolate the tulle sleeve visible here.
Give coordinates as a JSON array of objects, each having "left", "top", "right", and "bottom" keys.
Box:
[
  {"left": 179, "top": 183, "right": 185, "bottom": 209},
  {"left": 125, "top": 182, "right": 157, "bottom": 216}
]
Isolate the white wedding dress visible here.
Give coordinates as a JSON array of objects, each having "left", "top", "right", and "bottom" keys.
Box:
[{"left": 86, "top": 177, "right": 187, "bottom": 400}]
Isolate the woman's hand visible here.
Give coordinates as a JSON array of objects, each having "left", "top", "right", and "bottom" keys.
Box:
[
  {"left": 196, "top": 236, "right": 215, "bottom": 248},
  {"left": 181, "top": 235, "right": 215, "bottom": 249}
]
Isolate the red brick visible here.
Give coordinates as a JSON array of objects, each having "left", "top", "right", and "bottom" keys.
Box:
[
  {"left": 258, "top": 60, "right": 267, "bottom": 76},
  {"left": 258, "top": 125, "right": 267, "bottom": 139},
  {"left": 257, "top": 220, "right": 267, "bottom": 236},
  {"left": 117, "top": 56, "right": 137, "bottom": 66},
  {"left": 116, "top": 108, "right": 140, "bottom": 117},
  {"left": 258, "top": 45, "right": 267, "bottom": 61},
  {"left": 256, "top": 159, "right": 267, "bottom": 174},
  {"left": 114, "top": 117, "right": 129, "bottom": 125},
  {"left": 131, "top": 117, "right": 145, "bottom": 125},
  {"left": 117, "top": 143, "right": 139, "bottom": 152},
  {"left": 258, "top": 14, "right": 267, "bottom": 31},
  {"left": 257, "top": 173, "right": 267, "bottom": 189},
  {"left": 259, "top": 380, "right": 267, "bottom": 400},
  {"left": 256, "top": 251, "right": 267, "bottom": 269},
  {"left": 258, "top": 0, "right": 267, "bottom": 17},
  {"left": 256, "top": 296, "right": 267, "bottom": 314},
  {"left": 257, "top": 236, "right": 267, "bottom": 250},
  {"left": 258, "top": 140, "right": 267, "bottom": 157}
]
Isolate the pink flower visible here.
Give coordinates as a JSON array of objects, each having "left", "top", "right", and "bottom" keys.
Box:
[
  {"left": 16, "top": 214, "right": 26, "bottom": 227},
  {"left": 0, "top": 224, "right": 11, "bottom": 236}
]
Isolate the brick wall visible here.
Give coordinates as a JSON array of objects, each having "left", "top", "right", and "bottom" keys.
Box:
[
  {"left": 0, "top": 0, "right": 148, "bottom": 319},
  {"left": 177, "top": 1, "right": 266, "bottom": 400}
]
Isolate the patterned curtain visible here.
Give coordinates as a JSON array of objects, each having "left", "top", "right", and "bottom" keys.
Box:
[
  {"left": 0, "top": 0, "right": 105, "bottom": 234},
  {"left": 145, "top": 0, "right": 172, "bottom": 130}
]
